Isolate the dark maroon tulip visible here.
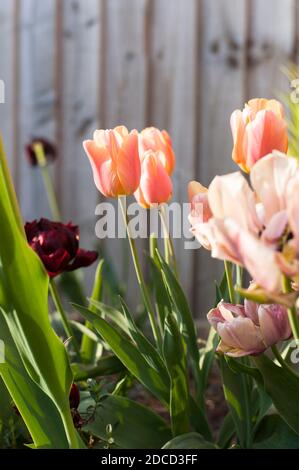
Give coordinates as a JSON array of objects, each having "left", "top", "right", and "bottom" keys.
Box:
[
  {"left": 69, "top": 383, "right": 80, "bottom": 410},
  {"left": 25, "top": 218, "right": 98, "bottom": 278},
  {"left": 25, "top": 138, "right": 56, "bottom": 166}
]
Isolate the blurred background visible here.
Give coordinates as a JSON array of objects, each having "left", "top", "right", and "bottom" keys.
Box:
[{"left": 0, "top": 0, "right": 297, "bottom": 316}]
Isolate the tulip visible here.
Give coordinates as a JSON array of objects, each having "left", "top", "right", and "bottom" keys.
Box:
[
  {"left": 25, "top": 218, "right": 98, "bottom": 278},
  {"left": 25, "top": 138, "right": 56, "bottom": 167},
  {"left": 188, "top": 181, "right": 212, "bottom": 227},
  {"left": 134, "top": 150, "right": 173, "bottom": 208},
  {"left": 230, "top": 98, "right": 288, "bottom": 172},
  {"left": 207, "top": 299, "right": 290, "bottom": 357},
  {"left": 139, "top": 127, "right": 175, "bottom": 175},
  {"left": 69, "top": 383, "right": 80, "bottom": 410},
  {"left": 83, "top": 126, "right": 141, "bottom": 198}
]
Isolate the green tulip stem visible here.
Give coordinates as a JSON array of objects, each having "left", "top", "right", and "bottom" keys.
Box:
[
  {"left": 282, "top": 275, "right": 299, "bottom": 341},
  {"left": 159, "top": 204, "right": 178, "bottom": 277},
  {"left": 49, "top": 278, "right": 81, "bottom": 358},
  {"left": 33, "top": 143, "right": 61, "bottom": 221},
  {"left": 60, "top": 407, "right": 80, "bottom": 449},
  {"left": 224, "top": 260, "right": 236, "bottom": 304},
  {"left": 271, "top": 345, "right": 299, "bottom": 378},
  {"left": 119, "top": 196, "right": 161, "bottom": 345}
]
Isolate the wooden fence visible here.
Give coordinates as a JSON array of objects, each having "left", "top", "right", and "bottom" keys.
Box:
[{"left": 0, "top": 0, "right": 297, "bottom": 315}]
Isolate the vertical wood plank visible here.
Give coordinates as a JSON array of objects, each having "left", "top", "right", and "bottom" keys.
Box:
[
  {"left": 59, "top": 0, "right": 101, "bottom": 288},
  {"left": 0, "top": 1, "right": 17, "bottom": 178},
  {"left": 100, "top": 0, "right": 148, "bottom": 304},
  {"left": 146, "top": 0, "right": 198, "bottom": 304},
  {"left": 195, "top": 0, "right": 248, "bottom": 316},
  {"left": 18, "top": 0, "right": 56, "bottom": 220},
  {"left": 247, "top": 0, "right": 295, "bottom": 98}
]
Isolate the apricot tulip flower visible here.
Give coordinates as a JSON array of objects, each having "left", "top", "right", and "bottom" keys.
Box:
[
  {"left": 83, "top": 126, "right": 140, "bottom": 198},
  {"left": 208, "top": 300, "right": 290, "bottom": 357},
  {"left": 139, "top": 127, "right": 175, "bottom": 175},
  {"left": 134, "top": 150, "right": 173, "bottom": 208},
  {"left": 189, "top": 153, "right": 299, "bottom": 293},
  {"left": 230, "top": 98, "right": 288, "bottom": 172}
]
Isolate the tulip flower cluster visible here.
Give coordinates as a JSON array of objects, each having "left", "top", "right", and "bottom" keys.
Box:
[
  {"left": 188, "top": 98, "right": 299, "bottom": 357},
  {"left": 83, "top": 125, "right": 175, "bottom": 207}
]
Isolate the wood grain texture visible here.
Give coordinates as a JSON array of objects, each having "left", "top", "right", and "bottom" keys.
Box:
[
  {"left": 194, "top": 0, "right": 248, "bottom": 316},
  {"left": 18, "top": 0, "right": 56, "bottom": 220},
  {"left": 1, "top": 0, "right": 298, "bottom": 315}
]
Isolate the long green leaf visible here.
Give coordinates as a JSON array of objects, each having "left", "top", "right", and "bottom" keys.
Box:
[
  {"left": 254, "top": 354, "right": 299, "bottom": 436},
  {"left": 0, "top": 140, "right": 80, "bottom": 448},
  {"left": 163, "top": 313, "right": 190, "bottom": 436},
  {"left": 76, "top": 307, "right": 169, "bottom": 405},
  {"left": 162, "top": 432, "right": 217, "bottom": 449},
  {"left": 81, "top": 394, "right": 171, "bottom": 449}
]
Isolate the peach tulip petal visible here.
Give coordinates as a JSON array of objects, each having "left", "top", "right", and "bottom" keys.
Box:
[
  {"left": 135, "top": 151, "right": 173, "bottom": 208},
  {"left": 230, "top": 99, "right": 288, "bottom": 171},
  {"left": 117, "top": 132, "right": 141, "bottom": 194},
  {"left": 245, "top": 110, "right": 288, "bottom": 168},
  {"left": 231, "top": 110, "right": 248, "bottom": 172}
]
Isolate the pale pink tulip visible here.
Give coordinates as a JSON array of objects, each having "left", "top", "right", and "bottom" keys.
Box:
[
  {"left": 83, "top": 126, "right": 140, "bottom": 198},
  {"left": 208, "top": 299, "right": 290, "bottom": 357},
  {"left": 231, "top": 99, "right": 288, "bottom": 173},
  {"left": 134, "top": 150, "right": 173, "bottom": 208}
]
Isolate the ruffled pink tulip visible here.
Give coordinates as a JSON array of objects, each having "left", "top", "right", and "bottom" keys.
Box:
[
  {"left": 208, "top": 299, "right": 290, "bottom": 357},
  {"left": 230, "top": 98, "right": 288, "bottom": 173},
  {"left": 139, "top": 127, "right": 175, "bottom": 175},
  {"left": 189, "top": 154, "right": 299, "bottom": 293},
  {"left": 83, "top": 126, "right": 141, "bottom": 198},
  {"left": 134, "top": 150, "right": 173, "bottom": 208}
]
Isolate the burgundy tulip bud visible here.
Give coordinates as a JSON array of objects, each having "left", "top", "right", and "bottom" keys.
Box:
[
  {"left": 25, "top": 137, "right": 56, "bottom": 167},
  {"left": 25, "top": 218, "right": 98, "bottom": 278},
  {"left": 69, "top": 383, "right": 80, "bottom": 410}
]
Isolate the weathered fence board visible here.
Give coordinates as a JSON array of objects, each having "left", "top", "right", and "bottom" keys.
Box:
[{"left": 0, "top": 0, "right": 296, "bottom": 315}]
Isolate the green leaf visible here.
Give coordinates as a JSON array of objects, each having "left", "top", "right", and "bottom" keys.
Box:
[
  {"left": 220, "top": 356, "right": 253, "bottom": 448},
  {"left": 0, "top": 142, "right": 80, "bottom": 448},
  {"left": 253, "top": 414, "right": 299, "bottom": 449},
  {"left": 163, "top": 313, "right": 190, "bottom": 436},
  {"left": 119, "top": 298, "right": 169, "bottom": 378},
  {"left": 0, "top": 312, "right": 69, "bottom": 448},
  {"left": 162, "top": 432, "right": 217, "bottom": 449},
  {"left": 254, "top": 354, "right": 299, "bottom": 436},
  {"left": 81, "top": 394, "right": 171, "bottom": 449},
  {"left": 76, "top": 307, "right": 169, "bottom": 405},
  {"left": 72, "top": 355, "right": 125, "bottom": 381},
  {"left": 155, "top": 252, "right": 200, "bottom": 387},
  {"left": 148, "top": 256, "right": 172, "bottom": 333},
  {"left": 217, "top": 412, "right": 235, "bottom": 448}
]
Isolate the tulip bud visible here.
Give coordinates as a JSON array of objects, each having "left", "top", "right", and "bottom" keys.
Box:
[
  {"left": 134, "top": 150, "right": 173, "bottom": 208},
  {"left": 230, "top": 98, "right": 288, "bottom": 172},
  {"left": 25, "top": 138, "right": 56, "bottom": 167},
  {"left": 83, "top": 126, "right": 141, "bottom": 198},
  {"left": 69, "top": 383, "right": 80, "bottom": 410}
]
